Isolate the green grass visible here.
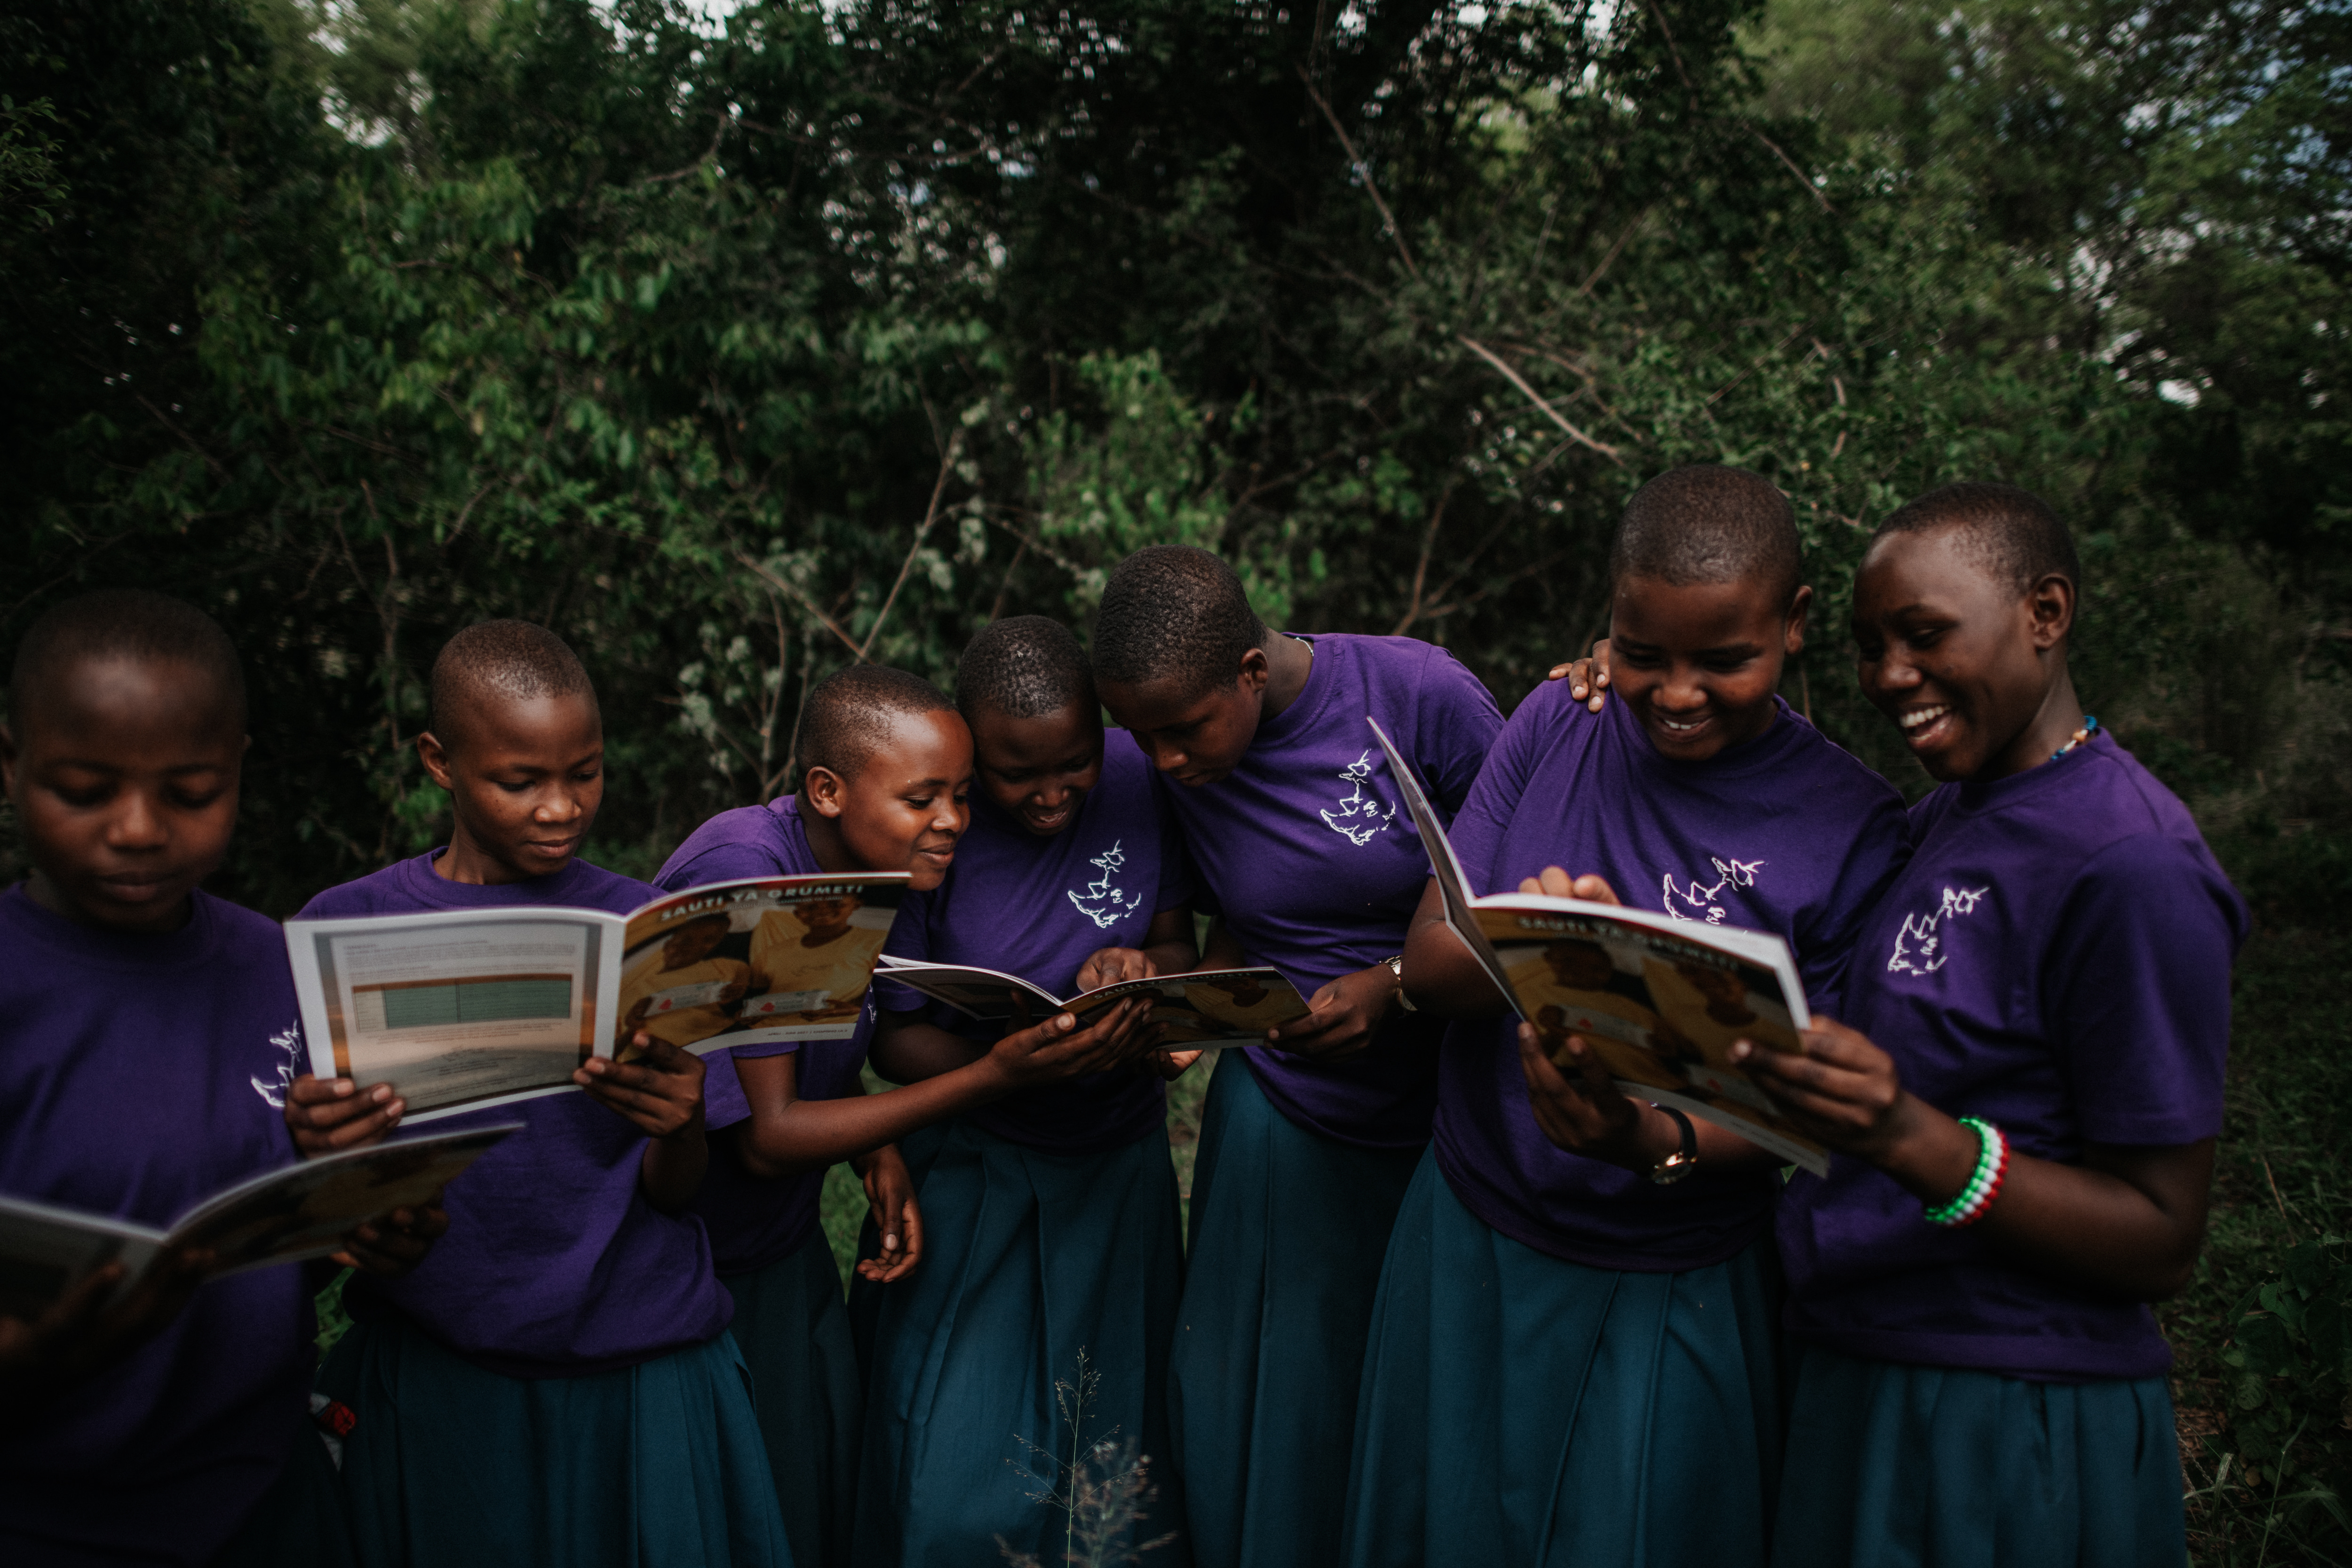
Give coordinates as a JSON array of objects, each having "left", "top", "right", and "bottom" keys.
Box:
[
  {"left": 2155, "top": 830, "right": 2352, "bottom": 1566},
  {"left": 2167, "top": 916, "right": 2352, "bottom": 1565}
]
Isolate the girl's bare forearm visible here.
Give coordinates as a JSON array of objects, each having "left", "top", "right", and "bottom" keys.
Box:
[
  {"left": 1872, "top": 1100, "right": 2211, "bottom": 1301},
  {"left": 738, "top": 1068, "right": 1005, "bottom": 1176}
]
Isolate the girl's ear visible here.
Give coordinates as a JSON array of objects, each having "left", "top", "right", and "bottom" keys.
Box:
[
  {"left": 1236, "top": 645, "right": 1272, "bottom": 696},
  {"left": 1784, "top": 585, "right": 1814, "bottom": 656},
  {"left": 803, "top": 764, "right": 847, "bottom": 819},
  {"left": 2026, "top": 573, "right": 2077, "bottom": 651},
  {"left": 416, "top": 731, "right": 456, "bottom": 791}
]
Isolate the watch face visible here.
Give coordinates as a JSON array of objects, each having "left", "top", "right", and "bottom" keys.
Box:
[{"left": 1650, "top": 1155, "right": 1699, "bottom": 1186}]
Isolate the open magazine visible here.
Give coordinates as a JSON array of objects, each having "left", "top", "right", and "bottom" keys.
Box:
[
  {"left": 286, "top": 874, "right": 909, "bottom": 1123},
  {"left": 876, "top": 960, "right": 1312, "bottom": 1050},
  {"left": 0, "top": 1122, "right": 516, "bottom": 1320},
  {"left": 1367, "top": 717, "right": 1829, "bottom": 1174}
]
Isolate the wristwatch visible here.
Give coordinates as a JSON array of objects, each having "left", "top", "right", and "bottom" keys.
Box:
[
  {"left": 1381, "top": 954, "right": 1417, "bottom": 1011},
  {"left": 1647, "top": 1104, "right": 1698, "bottom": 1185}
]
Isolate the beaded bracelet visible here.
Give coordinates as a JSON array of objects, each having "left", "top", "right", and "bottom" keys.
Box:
[{"left": 1923, "top": 1116, "right": 2009, "bottom": 1227}]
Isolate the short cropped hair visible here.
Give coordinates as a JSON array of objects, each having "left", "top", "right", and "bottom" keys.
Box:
[
  {"left": 9, "top": 589, "right": 246, "bottom": 732},
  {"left": 1873, "top": 481, "right": 2081, "bottom": 593},
  {"left": 958, "top": 616, "right": 1095, "bottom": 724},
  {"left": 1608, "top": 466, "right": 1802, "bottom": 606},
  {"left": 1092, "top": 546, "right": 1268, "bottom": 700},
  {"left": 427, "top": 620, "right": 596, "bottom": 740},
  {"left": 796, "top": 665, "right": 957, "bottom": 780}
]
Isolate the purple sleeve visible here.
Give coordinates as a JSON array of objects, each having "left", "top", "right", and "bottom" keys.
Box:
[
  {"left": 1413, "top": 645, "right": 1506, "bottom": 816},
  {"left": 1153, "top": 771, "right": 1224, "bottom": 920},
  {"left": 2045, "top": 837, "right": 2240, "bottom": 1145},
  {"left": 872, "top": 891, "right": 935, "bottom": 1014},
  {"left": 656, "top": 840, "right": 784, "bottom": 892},
  {"left": 1794, "top": 790, "right": 1911, "bottom": 1019},
  {"left": 1442, "top": 682, "right": 1547, "bottom": 894},
  {"left": 702, "top": 1049, "right": 752, "bottom": 1129}
]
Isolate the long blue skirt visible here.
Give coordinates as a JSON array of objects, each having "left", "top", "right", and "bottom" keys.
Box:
[
  {"left": 319, "top": 1315, "right": 791, "bottom": 1568},
  {"left": 851, "top": 1117, "right": 1189, "bottom": 1567},
  {"left": 1342, "top": 1152, "right": 1782, "bottom": 1568},
  {"left": 1771, "top": 1342, "right": 2186, "bottom": 1568},
  {"left": 1170, "top": 1058, "right": 1422, "bottom": 1568},
  {"left": 723, "top": 1232, "right": 862, "bottom": 1568}
]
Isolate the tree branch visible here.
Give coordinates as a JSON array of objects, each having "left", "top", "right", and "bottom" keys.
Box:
[
  {"left": 1458, "top": 337, "right": 1623, "bottom": 463},
  {"left": 858, "top": 431, "right": 963, "bottom": 662},
  {"left": 738, "top": 554, "right": 865, "bottom": 661},
  {"left": 1391, "top": 479, "right": 1457, "bottom": 637},
  {"left": 1298, "top": 67, "right": 1421, "bottom": 282},
  {"left": 1745, "top": 121, "right": 1833, "bottom": 213}
]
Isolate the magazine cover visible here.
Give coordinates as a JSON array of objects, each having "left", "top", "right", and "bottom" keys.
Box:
[
  {"left": 287, "top": 874, "right": 909, "bottom": 1119},
  {"left": 616, "top": 878, "right": 905, "bottom": 1059}
]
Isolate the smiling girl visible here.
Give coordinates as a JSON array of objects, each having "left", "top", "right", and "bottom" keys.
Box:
[
  {"left": 853, "top": 616, "right": 1192, "bottom": 1566},
  {"left": 653, "top": 663, "right": 1150, "bottom": 1568},
  {"left": 1740, "top": 483, "right": 2246, "bottom": 1567},
  {"left": 1358, "top": 468, "right": 1910, "bottom": 1568}
]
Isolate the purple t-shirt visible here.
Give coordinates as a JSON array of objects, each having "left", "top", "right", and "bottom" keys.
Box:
[
  {"left": 301, "top": 852, "right": 735, "bottom": 1377},
  {"left": 874, "top": 735, "right": 1190, "bottom": 1153},
  {"left": 1433, "top": 683, "right": 1910, "bottom": 1271},
  {"left": 1779, "top": 732, "right": 2247, "bottom": 1381},
  {"left": 656, "top": 796, "right": 887, "bottom": 1274},
  {"left": 1152, "top": 633, "right": 1504, "bottom": 1149},
  {"left": 0, "top": 886, "right": 313, "bottom": 1565}
]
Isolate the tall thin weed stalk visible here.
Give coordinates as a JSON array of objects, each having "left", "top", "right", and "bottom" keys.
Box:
[{"left": 999, "top": 1348, "right": 1177, "bottom": 1568}]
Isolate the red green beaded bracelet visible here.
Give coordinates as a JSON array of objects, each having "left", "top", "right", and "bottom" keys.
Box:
[{"left": 1923, "top": 1116, "right": 2009, "bottom": 1227}]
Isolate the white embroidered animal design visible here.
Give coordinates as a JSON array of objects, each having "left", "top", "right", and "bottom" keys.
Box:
[
  {"left": 1320, "top": 751, "right": 1398, "bottom": 845},
  {"left": 1661, "top": 858, "right": 1765, "bottom": 924},
  {"left": 251, "top": 1019, "right": 304, "bottom": 1107},
  {"left": 1067, "top": 840, "right": 1147, "bottom": 929},
  {"left": 1887, "top": 886, "right": 1989, "bottom": 975}
]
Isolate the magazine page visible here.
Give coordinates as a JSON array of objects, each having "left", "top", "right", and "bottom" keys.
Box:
[
  {"left": 616, "top": 875, "right": 911, "bottom": 1059},
  {"left": 1065, "top": 967, "right": 1313, "bottom": 1049},
  {"left": 286, "top": 908, "right": 624, "bottom": 1123},
  {"left": 1469, "top": 897, "right": 1828, "bottom": 1174},
  {"left": 1365, "top": 716, "right": 1517, "bottom": 1001},
  {"left": 0, "top": 1197, "right": 163, "bottom": 1319},
  {"left": 168, "top": 1122, "right": 519, "bottom": 1279},
  {"left": 859, "top": 961, "right": 1068, "bottom": 1022}
]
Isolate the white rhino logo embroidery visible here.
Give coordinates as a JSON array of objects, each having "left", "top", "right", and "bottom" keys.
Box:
[
  {"left": 1321, "top": 751, "right": 1398, "bottom": 846},
  {"left": 1067, "top": 841, "right": 1147, "bottom": 930},
  {"left": 1661, "top": 857, "right": 1765, "bottom": 925},
  {"left": 252, "top": 1019, "right": 304, "bottom": 1107},
  {"left": 1887, "top": 886, "right": 1989, "bottom": 975}
]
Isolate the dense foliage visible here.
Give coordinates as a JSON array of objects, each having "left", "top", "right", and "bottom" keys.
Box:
[
  {"left": 14, "top": 0, "right": 2343, "bottom": 903},
  {"left": 5, "top": 4, "right": 2350, "bottom": 1555}
]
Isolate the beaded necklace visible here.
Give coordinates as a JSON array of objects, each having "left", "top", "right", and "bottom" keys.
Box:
[{"left": 2051, "top": 715, "right": 2099, "bottom": 761}]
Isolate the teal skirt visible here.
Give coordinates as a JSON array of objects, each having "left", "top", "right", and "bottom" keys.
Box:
[
  {"left": 723, "top": 1233, "right": 862, "bottom": 1568},
  {"left": 1771, "top": 1342, "right": 2185, "bottom": 1568},
  {"left": 319, "top": 1315, "right": 790, "bottom": 1568},
  {"left": 850, "top": 1118, "right": 1188, "bottom": 1567},
  {"left": 1343, "top": 1152, "right": 1781, "bottom": 1568},
  {"left": 1170, "top": 1059, "right": 1422, "bottom": 1568}
]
